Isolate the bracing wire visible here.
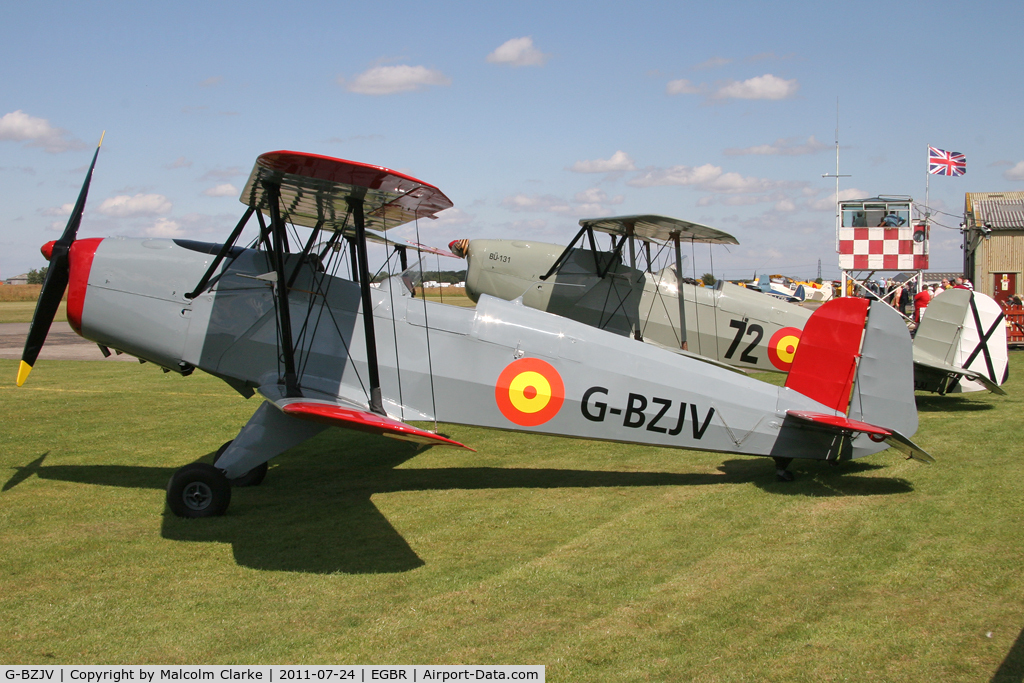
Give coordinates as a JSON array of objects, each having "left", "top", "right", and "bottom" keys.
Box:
[{"left": 414, "top": 216, "right": 440, "bottom": 433}]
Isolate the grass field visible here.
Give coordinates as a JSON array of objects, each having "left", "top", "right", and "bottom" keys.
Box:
[
  {"left": 0, "top": 287, "right": 65, "bottom": 324},
  {"left": 1, "top": 352, "right": 1023, "bottom": 679}
]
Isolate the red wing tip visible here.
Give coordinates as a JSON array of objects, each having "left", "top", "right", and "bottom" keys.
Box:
[
  {"left": 786, "top": 410, "right": 892, "bottom": 437},
  {"left": 281, "top": 402, "right": 474, "bottom": 450}
]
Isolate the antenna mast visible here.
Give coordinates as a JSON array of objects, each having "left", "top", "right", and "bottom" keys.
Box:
[{"left": 822, "top": 98, "right": 851, "bottom": 294}]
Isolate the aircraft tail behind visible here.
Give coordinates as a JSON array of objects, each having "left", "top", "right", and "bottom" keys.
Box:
[
  {"left": 913, "top": 289, "right": 1008, "bottom": 393},
  {"left": 784, "top": 298, "right": 922, "bottom": 457}
]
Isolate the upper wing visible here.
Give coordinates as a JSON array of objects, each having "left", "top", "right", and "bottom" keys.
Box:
[
  {"left": 239, "top": 150, "right": 453, "bottom": 232},
  {"left": 578, "top": 214, "right": 739, "bottom": 245}
]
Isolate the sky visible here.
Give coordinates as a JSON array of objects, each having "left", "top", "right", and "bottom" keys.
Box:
[{"left": 2, "top": 0, "right": 1023, "bottom": 283}]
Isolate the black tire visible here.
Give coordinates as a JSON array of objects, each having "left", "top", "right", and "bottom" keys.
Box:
[
  {"left": 167, "top": 463, "right": 231, "bottom": 518},
  {"left": 212, "top": 440, "right": 268, "bottom": 487},
  {"left": 228, "top": 461, "right": 268, "bottom": 488}
]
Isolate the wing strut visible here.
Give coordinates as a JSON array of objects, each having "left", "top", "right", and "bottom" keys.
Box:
[
  {"left": 349, "top": 197, "right": 386, "bottom": 416},
  {"left": 263, "top": 180, "right": 301, "bottom": 398},
  {"left": 673, "top": 234, "right": 688, "bottom": 350},
  {"left": 184, "top": 206, "right": 255, "bottom": 300}
]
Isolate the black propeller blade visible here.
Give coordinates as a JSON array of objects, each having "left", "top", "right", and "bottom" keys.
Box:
[{"left": 17, "top": 133, "right": 104, "bottom": 387}]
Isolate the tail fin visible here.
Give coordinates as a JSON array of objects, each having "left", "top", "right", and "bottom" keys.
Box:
[
  {"left": 914, "top": 289, "right": 1008, "bottom": 393},
  {"left": 785, "top": 298, "right": 923, "bottom": 458},
  {"left": 847, "top": 300, "right": 917, "bottom": 438}
]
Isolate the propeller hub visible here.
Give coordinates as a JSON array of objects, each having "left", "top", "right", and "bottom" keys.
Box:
[
  {"left": 449, "top": 239, "right": 468, "bottom": 258},
  {"left": 41, "top": 241, "right": 57, "bottom": 261}
]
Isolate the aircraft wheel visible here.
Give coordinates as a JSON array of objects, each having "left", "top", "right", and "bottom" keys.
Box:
[
  {"left": 212, "top": 440, "right": 268, "bottom": 487},
  {"left": 167, "top": 463, "right": 231, "bottom": 518}
]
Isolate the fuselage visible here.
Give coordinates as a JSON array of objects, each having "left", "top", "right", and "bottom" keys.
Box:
[{"left": 63, "top": 236, "right": 896, "bottom": 462}]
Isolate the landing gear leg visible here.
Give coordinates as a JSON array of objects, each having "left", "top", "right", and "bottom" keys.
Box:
[
  {"left": 213, "top": 440, "right": 268, "bottom": 487},
  {"left": 773, "top": 457, "right": 795, "bottom": 482}
]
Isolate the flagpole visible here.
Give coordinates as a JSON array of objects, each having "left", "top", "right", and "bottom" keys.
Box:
[{"left": 925, "top": 144, "right": 932, "bottom": 250}]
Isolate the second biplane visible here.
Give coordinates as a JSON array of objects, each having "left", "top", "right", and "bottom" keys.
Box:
[
  {"left": 20, "top": 148, "right": 932, "bottom": 518},
  {"left": 449, "top": 219, "right": 1008, "bottom": 395}
]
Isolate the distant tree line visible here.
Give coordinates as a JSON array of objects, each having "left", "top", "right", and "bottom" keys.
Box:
[{"left": 27, "top": 267, "right": 49, "bottom": 285}]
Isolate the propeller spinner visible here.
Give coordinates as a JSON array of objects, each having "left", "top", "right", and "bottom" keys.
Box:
[{"left": 17, "top": 133, "right": 104, "bottom": 387}]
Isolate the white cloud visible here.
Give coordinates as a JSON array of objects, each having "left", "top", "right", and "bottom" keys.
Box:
[
  {"left": 501, "top": 188, "right": 624, "bottom": 218},
  {"left": 487, "top": 37, "right": 548, "bottom": 67},
  {"left": 808, "top": 187, "right": 868, "bottom": 212},
  {"left": 41, "top": 203, "right": 74, "bottom": 217},
  {"left": 694, "top": 57, "right": 732, "bottom": 70},
  {"left": 629, "top": 163, "right": 781, "bottom": 193},
  {"left": 343, "top": 65, "right": 451, "bottom": 95},
  {"left": 430, "top": 207, "right": 474, "bottom": 227},
  {"left": 145, "top": 218, "right": 186, "bottom": 238},
  {"left": 0, "top": 110, "right": 83, "bottom": 153},
  {"left": 666, "top": 79, "right": 702, "bottom": 96},
  {"left": 573, "top": 188, "right": 624, "bottom": 206},
  {"left": 203, "top": 183, "right": 238, "bottom": 197},
  {"left": 1004, "top": 161, "right": 1024, "bottom": 181},
  {"left": 724, "top": 136, "right": 830, "bottom": 156},
  {"left": 713, "top": 74, "right": 799, "bottom": 100},
  {"left": 501, "top": 193, "right": 572, "bottom": 213},
  {"left": 200, "top": 166, "right": 244, "bottom": 181},
  {"left": 166, "top": 156, "right": 192, "bottom": 169},
  {"left": 570, "top": 151, "right": 636, "bottom": 173},
  {"left": 97, "top": 193, "right": 173, "bottom": 217},
  {"left": 199, "top": 76, "right": 223, "bottom": 87}
]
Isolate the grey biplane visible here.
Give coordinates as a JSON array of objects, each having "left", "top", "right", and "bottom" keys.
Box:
[
  {"left": 450, "top": 218, "right": 1008, "bottom": 395},
  {"left": 20, "top": 146, "right": 932, "bottom": 518}
]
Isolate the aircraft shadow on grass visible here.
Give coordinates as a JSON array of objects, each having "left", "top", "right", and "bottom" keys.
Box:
[
  {"left": 915, "top": 395, "right": 996, "bottom": 413},
  {"left": 992, "top": 625, "right": 1024, "bottom": 682},
  {"left": 4, "top": 431, "right": 914, "bottom": 575}
]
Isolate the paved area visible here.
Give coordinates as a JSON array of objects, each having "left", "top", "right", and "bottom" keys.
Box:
[{"left": 0, "top": 322, "right": 136, "bottom": 361}]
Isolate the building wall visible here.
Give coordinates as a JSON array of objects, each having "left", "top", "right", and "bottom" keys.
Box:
[{"left": 972, "top": 232, "right": 1024, "bottom": 297}]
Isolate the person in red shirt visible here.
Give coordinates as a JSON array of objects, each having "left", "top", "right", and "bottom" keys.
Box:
[{"left": 913, "top": 286, "right": 931, "bottom": 324}]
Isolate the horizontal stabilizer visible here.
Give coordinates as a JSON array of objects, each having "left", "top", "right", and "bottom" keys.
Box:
[
  {"left": 786, "top": 410, "right": 933, "bottom": 464},
  {"left": 279, "top": 400, "right": 475, "bottom": 450},
  {"left": 913, "top": 356, "right": 1006, "bottom": 395}
]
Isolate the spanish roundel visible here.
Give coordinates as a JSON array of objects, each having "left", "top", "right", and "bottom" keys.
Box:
[
  {"left": 495, "top": 357, "right": 565, "bottom": 427},
  {"left": 768, "top": 327, "right": 802, "bottom": 371}
]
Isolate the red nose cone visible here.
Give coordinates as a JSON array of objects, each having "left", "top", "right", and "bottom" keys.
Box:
[{"left": 41, "top": 241, "right": 57, "bottom": 261}]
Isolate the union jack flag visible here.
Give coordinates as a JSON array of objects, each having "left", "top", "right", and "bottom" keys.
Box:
[{"left": 929, "top": 147, "right": 966, "bottom": 176}]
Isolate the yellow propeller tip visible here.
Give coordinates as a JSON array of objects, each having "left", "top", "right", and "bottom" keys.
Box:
[{"left": 16, "top": 361, "right": 32, "bottom": 387}]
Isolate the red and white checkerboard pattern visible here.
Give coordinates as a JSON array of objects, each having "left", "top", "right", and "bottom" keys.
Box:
[{"left": 838, "top": 226, "right": 929, "bottom": 270}]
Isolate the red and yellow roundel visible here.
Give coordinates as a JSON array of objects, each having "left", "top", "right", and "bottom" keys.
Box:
[
  {"left": 768, "top": 327, "right": 802, "bottom": 371},
  {"left": 495, "top": 358, "right": 565, "bottom": 427}
]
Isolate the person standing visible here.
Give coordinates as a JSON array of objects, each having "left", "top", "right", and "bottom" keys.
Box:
[{"left": 914, "top": 285, "right": 931, "bottom": 324}]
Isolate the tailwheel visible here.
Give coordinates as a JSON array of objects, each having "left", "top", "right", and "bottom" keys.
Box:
[
  {"left": 213, "top": 440, "right": 268, "bottom": 488},
  {"left": 773, "top": 457, "right": 795, "bottom": 482},
  {"left": 167, "top": 463, "right": 231, "bottom": 518}
]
